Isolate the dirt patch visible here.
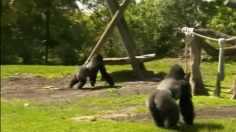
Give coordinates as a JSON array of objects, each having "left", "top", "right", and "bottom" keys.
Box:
[
  {"left": 1, "top": 75, "right": 236, "bottom": 120},
  {"left": 1, "top": 75, "right": 159, "bottom": 101},
  {"left": 70, "top": 106, "right": 236, "bottom": 122}
]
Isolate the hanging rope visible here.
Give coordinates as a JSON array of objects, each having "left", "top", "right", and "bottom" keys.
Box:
[
  {"left": 180, "top": 27, "right": 234, "bottom": 82},
  {"left": 218, "top": 38, "right": 226, "bottom": 81},
  {"left": 181, "top": 27, "right": 194, "bottom": 73}
]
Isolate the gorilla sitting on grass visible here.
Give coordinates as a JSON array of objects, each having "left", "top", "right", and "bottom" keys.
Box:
[
  {"left": 69, "top": 53, "right": 115, "bottom": 89},
  {"left": 146, "top": 64, "right": 195, "bottom": 129}
]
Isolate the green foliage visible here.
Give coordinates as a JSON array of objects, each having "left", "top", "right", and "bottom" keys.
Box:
[{"left": 1, "top": 0, "right": 235, "bottom": 65}]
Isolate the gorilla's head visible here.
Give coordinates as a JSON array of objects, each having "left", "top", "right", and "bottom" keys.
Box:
[
  {"left": 166, "top": 64, "right": 185, "bottom": 80},
  {"left": 91, "top": 53, "right": 103, "bottom": 61}
]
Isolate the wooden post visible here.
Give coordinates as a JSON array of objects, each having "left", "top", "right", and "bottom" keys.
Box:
[
  {"left": 84, "top": 0, "right": 144, "bottom": 79},
  {"left": 106, "top": 0, "right": 146, "bottom": 71},
  {"left": 84, "top": 0, "right": 131, "bottom": 65},
  {"left": 190, "top": 36, "right": 209, "bottom": 95}
]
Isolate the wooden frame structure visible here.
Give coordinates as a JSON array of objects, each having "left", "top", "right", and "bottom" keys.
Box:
[{"left": 83, "top": 0, "right": 146, "bottom": 79}]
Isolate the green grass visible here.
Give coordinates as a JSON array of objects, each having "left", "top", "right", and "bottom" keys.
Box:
[
  {"left": 1, "top": 97, "right": 236, "bottom": 132},
  {"left": 1, "top": 58, "right": 236, "bottom": 132}
]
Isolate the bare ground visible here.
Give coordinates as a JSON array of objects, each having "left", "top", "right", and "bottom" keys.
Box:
[{"left": 1, "top": 75, "right": 236, "bottom": 121}]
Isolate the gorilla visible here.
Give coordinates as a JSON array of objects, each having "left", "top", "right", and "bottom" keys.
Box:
[
  {"left": 69, "top": 53, "right": 115, "bottom": 89},
  {"left": 146, "top": 64, "right": 194, "bottom": 129},
  {"left": 69, "top": 66, "right": 90, "bottom": 89},
  {"left": 85, "top": 53, "right": 115, "bottom": 87}
]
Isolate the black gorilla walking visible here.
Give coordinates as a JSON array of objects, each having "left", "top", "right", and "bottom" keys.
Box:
[
  {"left": 85, "top": 53, "right": 115, "bottom": 87},
  {"left": 146, "top": 64, "right": 195, "bottom": 129},
  {"left": 69, "top": 53, "right": 115, "bottom": 89}
]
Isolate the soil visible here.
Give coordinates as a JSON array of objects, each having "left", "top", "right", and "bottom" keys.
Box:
[{"left": 1, "top": 75, "right": 236, "bottom": 121}]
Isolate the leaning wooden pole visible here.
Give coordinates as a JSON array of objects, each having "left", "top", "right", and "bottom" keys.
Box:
[
  {"left": 84, "top": 0, "right": 131, "bottom": 65},
  {"left": 106, "top": 0, "right": 146, "bottom": 71},
  {"left": 84, "top": 0, "right": 144, "bottom": 79}
]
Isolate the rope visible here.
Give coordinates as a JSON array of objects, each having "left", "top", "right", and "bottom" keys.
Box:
[
  {"left": 180, "top": 27, "right": 236, "bottom": 82},
  {"left": 181, "top": 27, "right": 194, "bottom": 73},
  {"left": 184, "top": 40, "right": 189, "bottom": 73},
  {"left": 218, "top": 38, "right": 225, "bottom": 81},
  {"left": 181, "top": 27, "right": 236, "bottom": 42}
]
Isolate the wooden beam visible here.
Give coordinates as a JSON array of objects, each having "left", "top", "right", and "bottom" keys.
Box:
[
  {"left": 106, "top": 0, "right": 138, "bottom": 56},
  {"left": 106, "top": 0, "right": 145, "bottom": 78},
  {"left": 83, "top": 0, "right": 131, "bottom": 65},
  {"left": 103, "top": 53, "right": 157, "bottom": 65}
]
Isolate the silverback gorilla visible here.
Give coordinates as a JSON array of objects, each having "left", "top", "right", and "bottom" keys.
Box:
[
  {"left": 69, "top": 53, "right": 115, "bottom": 89},
  {"left": 146, "top": 64, "right": 194, "bottom": 129}
]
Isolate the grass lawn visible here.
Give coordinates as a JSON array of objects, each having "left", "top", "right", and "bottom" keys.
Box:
[{"left": 1, "top": 58, "right": 236, "bottom": 132}]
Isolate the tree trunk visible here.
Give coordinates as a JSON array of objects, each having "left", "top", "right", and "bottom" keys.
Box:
[
  {"left": 45, "top": 0, "right": 50, "bottom": 65},
  {"left": 189, "top": 36, "right": 209, "bottom": 95},
  {"left": 224, "top": 0, "right": 236, "bottom": 10}
]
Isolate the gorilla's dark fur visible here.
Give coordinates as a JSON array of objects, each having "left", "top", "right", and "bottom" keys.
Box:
[
  {"left": 69, "top": 53, "right": 115, "bottom": 89},
  {"left": 86, "top": 53, "right": 115, "bottom": 87},
  {"left": 146, "top": 89, "right": 180, "bottom": 129},
  {"left": 146, "top": 64, "right": 195, "bottom": 129},
  {"left": 69, "top": 66, "right": 90, "bottom": 89}
]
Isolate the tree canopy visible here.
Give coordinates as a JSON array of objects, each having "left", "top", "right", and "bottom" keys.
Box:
[{"left": 1, "top": 0, "right": 235, "bottom": 65}]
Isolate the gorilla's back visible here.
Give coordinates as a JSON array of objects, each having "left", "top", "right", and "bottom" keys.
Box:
[{"left": 157, "top": 78, "right": 182, "bottom": 100}]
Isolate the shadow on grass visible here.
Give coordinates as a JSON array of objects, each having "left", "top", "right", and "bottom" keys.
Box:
[
  {"left": 178, "top": 123, "right": 224, "bottom": 132},
  {"left": 81, "top": 86, "right": 122, "bottom": 91},
  {"left": 110, "top": 70, "right": 167, "bottom": 83}
]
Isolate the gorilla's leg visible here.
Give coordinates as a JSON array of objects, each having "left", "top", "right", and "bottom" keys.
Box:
[
  {"left": 98, "top": 65, "right": 115, "bottom": 86},
  {"left": 147, "top": 105, "right": 165, "bottom": 128},
  {"left": 69, "top": 75, "right": 79, "bottom": 88},
  {"left": 179, "top": 97, "right": 195, "bottom": 125},
  {"left": 77, "top": 79, "right": 87, "bottom": 89},
  {"left": 89, "top": 69, "right": 99, "bottom": 87},
  {"left": 165, "top": 100, "right": 180, "bottom": 129}
]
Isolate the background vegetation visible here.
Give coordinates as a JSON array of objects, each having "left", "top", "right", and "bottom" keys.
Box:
[{"left": 1, "top": 0, "right": 236, "bottom": 65}]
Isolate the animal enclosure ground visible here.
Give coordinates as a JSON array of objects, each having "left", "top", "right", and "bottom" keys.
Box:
[
  {"left": 1, "top": 75, "right": 236, "bottom": 120},
  {"left": 1, "top": 59, "right": 236, "bottom": 132}
]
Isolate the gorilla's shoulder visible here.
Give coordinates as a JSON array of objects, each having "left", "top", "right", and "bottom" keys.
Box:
[
  {"left": 92, "top": 53, "right": 103, "bottom": 60},
  {"left": 165, "top": 64, "right": 185, "bottom": 80}
]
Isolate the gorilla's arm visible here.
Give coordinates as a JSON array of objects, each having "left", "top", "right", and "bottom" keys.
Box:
[
  {"left": 98, "top": 65, "right": 115, "bottom": 86},
  {"left": 179, "top": 82, "right": 195, "bottom": 125},
  {"left": 69, "top": 75, "right": 79, "bottom": 88},
  {"left": 89, "top": 68, "right": 99, "bottom": 87}
]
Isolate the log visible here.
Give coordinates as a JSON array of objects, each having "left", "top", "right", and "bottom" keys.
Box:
[
  {"left": 224, "top": 0, "right": 236, "bottom": 10},
  {"left": 194, "top": 29, "right": 236, "bottom": 45},
  {"left": 103, "top": 54, "right": 157, "bottom": 65}
]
